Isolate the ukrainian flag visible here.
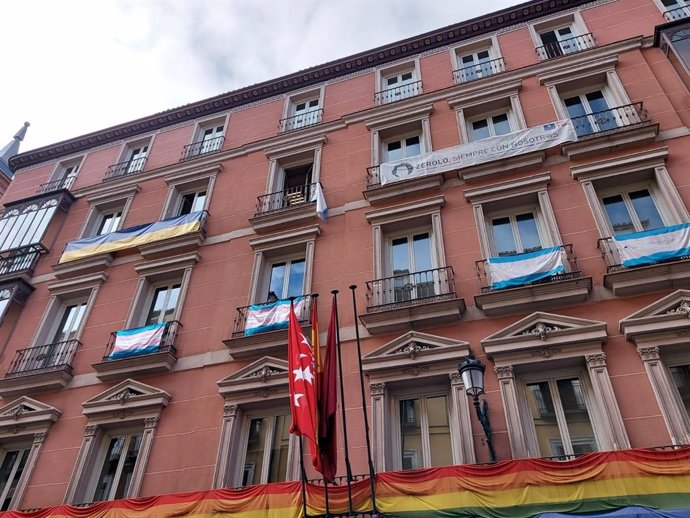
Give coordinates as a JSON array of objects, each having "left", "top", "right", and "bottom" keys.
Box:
[{"left": 59, "top": 211, "right": 205, "bottom": 263}]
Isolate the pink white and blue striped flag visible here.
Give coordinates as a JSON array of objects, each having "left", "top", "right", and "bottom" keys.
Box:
[
  {"left": 108, "top": 322, "right": 166, "bottom": 360},
  {"left": 245, "top": 296, "right": 307, "bottom": 335}
]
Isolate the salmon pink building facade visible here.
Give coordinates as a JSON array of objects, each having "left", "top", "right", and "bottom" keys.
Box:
[{"left": 1, "top": 0, "right": 690, "bottom": 516}]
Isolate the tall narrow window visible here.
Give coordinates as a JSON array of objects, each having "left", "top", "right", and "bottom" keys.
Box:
[
  {"left": 601, "top": 188, "right": 665, "bottom": 236},
  {"left": 384, "top": 135, "right": 422, "bottom": 163},
  {"left": 291, "top": 99, "right": 320, "bottom": 129},
  {"left": 525, "top": 377, "right": 597, "bottom": 457},
  {"left": 390, "top": 232, "right": 434, "bottom": 302},
  {"left": 177, "top": 191, "right": 207, "bottom": 216},
  {"left": 0, "top": 447, "right": 30, "bottom": 511},
  {"left": 563, "top": 91, "right": 617, "bottom": 136},
  {"left": 459, "top": 50, "right": 493, "bottom": 82},
  {"left": 95, "top": 210, "right": 123, "bottom": 236},
  {"left": 669, "top": 364, "right": 690, "bottom": 420},
  {"left": 53, "top": 302, "right": 88, "bottom": 343},
  {"left": 268, "top": 259, "right": 305, "bottom": 301},
  {"left": 92, "top": 432, "right": 142, "bottom": 502},
  {"left": 399, "top": 395, "right": 452, "bottom": 470},
  {"left": 242, "top": 413, "right": 292, "bottom": 486},
  {"left": 539, "top": 26, "right": 583, "bottom": 58},
  {"left": 145, "top": 282, "right": 181, "bottom": 325},
  {"left": 126, "top": 146, "right": 148, "bottom": 174},
  {"left": 491, "top": 212, "right": 542, "bottom": 256},
  {"left": 200, "top": 126, "right": 224, "bottom": 155}
]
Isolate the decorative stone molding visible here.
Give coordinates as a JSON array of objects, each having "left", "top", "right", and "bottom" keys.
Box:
[
  {"left": 393, "top": 341, "right": 430, "bottom": 359},
  {"left": 531, "top": 347, "right": 562, "bottom": 359},
  {"left": 449, "top": 372, "right": 462, "bottom": 385},
  {"left": 83, "top": 425, "right": 98, "bottom": 438},
  {"left": 585, "top": 353, "right": 607, "bottom": 368},
  {"left": 494, "top": 365, "right": 514, "bottom": 380},
  {"left": 638, "top": 346, "right": 661, "bottom": 362},
  {"left": 144, "top": 417, "right": 160, "bottom": 429},
  {"left": 82, "top": 379, "right": 171, "bottom": 423},
  {"left": 522, "top": 322, "right": 563, "bottom": 341},
  {"left": 369, "top": 383, "right": 386, "bottom": 396},
  {"left": 217, "top": 356, "right": 289, "bottom": 403},
  {"left": 223, "top": 404, "right": 239, "bottom": 418}
]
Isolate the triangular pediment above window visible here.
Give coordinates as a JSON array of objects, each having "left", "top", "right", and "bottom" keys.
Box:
[
  {"left": 82, "top": 379, "right": 170, "bottom": 421},
  {"left": 218, "top": 356, "right": 289, "bottom": 401},
  {"left": 0, "top": 396, "right": 60, "bottom": 435},
  {"left": 620, "top": 289, "right": 690, "bottom": 343},
  {"left": 481, "top": 311, "right": 607, "bottom": 360},
  {"left": 362, "top": 331, "right": 470, "bottom": 376}
]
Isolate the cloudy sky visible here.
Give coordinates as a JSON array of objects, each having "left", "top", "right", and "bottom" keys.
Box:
[{"left": 1, "top": 0, "right": 519, "bottom": 153}]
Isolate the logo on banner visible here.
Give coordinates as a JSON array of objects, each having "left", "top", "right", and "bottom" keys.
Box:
[{"left": 391, "top": 162, "right": 414, "bottom": 179}]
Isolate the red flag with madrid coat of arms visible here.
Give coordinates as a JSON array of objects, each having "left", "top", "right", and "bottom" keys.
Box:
[{"left": 287, "top": 300, "right": 319, "bottom": 465}]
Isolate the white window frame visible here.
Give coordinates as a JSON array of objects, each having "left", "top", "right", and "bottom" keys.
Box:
[
  {"left": 115, "top": 136, "right": 154, "bottom": 175},
  {"left": 528, "top": 10, "right": 592, "bottom": 56},
  {"left": 485, "top": 204, "right": 549, "bottom": 257},
  {"left": 282, "top": 87, "right": 325, "bottom": 131},
  {"left": 0, "top": 443, "right": 32, "bottom": 510},
  {"left": 265, "top": 137, "right": 324, "bottom": 198},
  {"left": 376, "top": 59, "right": 421, "bottom": 105},
  {"left": 597, "top": 182, "right": 669, "bottom": 236},
  {"left": 381, "top": 131, "right": 425, "bottom": 164},
  {"left": 264, "top": 255, "right": 307, "bottom": 302},
  {"left": 161, "top": 166, "right": 219, "bottom": 220},
  {"left": 385, "top": 226, "right": 437, "bottom": 277},
  {"left": 49, "top": 156, "right": 84, "bottom": 190},
  {"left": 655, "top": 0, "right": 690, "bottom": 18},
  {"left": 466, "top": 109, "right": 516, "bottom": 142},
  {"left": 80, "top": 186, "right": 139, "bottom": 239},
  {"left": 189, "top": 115, "right": 227, "bottom": 154}
]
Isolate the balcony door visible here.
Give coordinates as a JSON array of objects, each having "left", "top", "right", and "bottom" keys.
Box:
[
  {"left": 145, "top": 282, "right": 181, "bottom": 325},
  {"left": 199, "top": 125, "right": 224, "bottom": 154},
  {"left": 33, "top": 301, "right": 87, "bottom": 371},
  {"left": 126, "top": 145, "right": 148, "bottom": 174},
  {"left": 389, "top": 231, "right": 435, "bottom": 303},
  {"left": 267, "top": 258, "right": 305, "bottom": 302},
  {"left": 539, "top": 26, "right": 580, "bottom": 58},
  {"left": 459, "top": 50, "right": 493, "bottom": 82},
  {"left": 291, "top": 99, "right": 320, "bottom": 129},
  {"left": 600, "top": 188, "right": 665, "bottom": 236},
  {"left": 563, "top": 91, "right": 618, "bottom": 136},
  {"left": 383, "top": 70, "right": 416, "bottom": 102},
  {"left": 490, "top": 211, "right": 543, "bottom": 257}
]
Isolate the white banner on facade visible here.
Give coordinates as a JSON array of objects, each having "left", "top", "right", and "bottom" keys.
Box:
[{"left": 379, "top": 120, "right": 577, "bottom": 185}]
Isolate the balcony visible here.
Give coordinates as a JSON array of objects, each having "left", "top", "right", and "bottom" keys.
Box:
[
  {"left": 561, "top": 102, "right": 658, "bottom": 159},
  {"left": 249, "top": 183, "right": 320, "bottom": 233},
  {"left": 664, "top": 6, "right": 690, "bottom": 21},
  {"left": 363, "top": 165, "right": 444, "bottom": 205},
  {"left": 0, "top": 244, "right": 46, "bottom": 284},
  {"left": 103, "top": 157, "right": 148, "bottom": 181},
  {"left": 180, "top": 136, "right": 224, "bottom": 161},
  {"left": 92, "top": 321, "right": 180, "bottom": 382},
  {"left": 36, "top": 175, "right": 75, "bottom": 195},
  {"left": 278, "top": 109, "right": 324, "bottom": 133},
  {"left": 358, "top": 266, "right": 465, "bottom": 335},
  {"left": 598, "top": 235, "right": 690, "bottom": 296},
  {"left": 374, "top": 80, "right": 423, "bottom": 105},
  {"left": 223, "top": 295, "right": 313, "bottom": 359},
  {"left": 0, "top": 340, "right": 80, "bottom": 397},
  {"left": 474, "top": 245, "right": 592, "bottom": 316},
  {"left": 536, "top": 33, "right": 595, "bottom": 60},
  {"left": 452, "top": 57, "right": 506, "bottom": 84}
]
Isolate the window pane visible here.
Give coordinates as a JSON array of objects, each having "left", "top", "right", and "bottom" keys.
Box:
[
  {"left": 670, "top": 364, "right": 690, "bottom": 421},
  {"left": 629, "top": 189, "right": 664, "bottom": 231},
  {"left": 515, "top": 213, "right": 542, "bottom": 253},
  {"left": 556, "top": 379, "right": 597, "bottom": 455},
  {"left": 192, "top": 191, "right": 207, "bottom": 213},
  {"left": 286, "top": 259, "right": 305, "bottom": 298},
  {"left": 525, "top": 382, "right": 562, "bottom": 457},
  {"left": 405, "top": 136, "right": 421, "bottom": 157},
  {"left": 412, "top": 233, "right": 432, "bottom": 272},
  {"left": 585, "top": 91, "right": 617, "bottom": 132},
  {"left": 391, "top": 238, "right": 410, "bottom": 275},
  {"left": 269, "top": 263, "right": 286, "bottom": 299},
  {"left": 53, "top": 302, "right": 87, "bottom": 342},
  {"left": 146, "top": 287, "right": 167, "bottom": 325},
  {"left": 471, "top": 119, "right": 491, "bottom": 141},
  {"left": 267, "top": 414, "right": 291, "bottom": 483},
  {"left": 427, "top": 396, "right": 452, "bottom": 467},
  {"left": 244, "top": 418, "right": 267, "bottom": 485},
  {"left": 386, "top": 141, "right": 402, "bottom": 162},
  {"left": 602, "top": 194, "right": 635, "bottom": 235},
  {"left": 114, "top": 434, "right": 142, "bottom": 500},
  {"left": 400, "top": 399, "right": 422, "bottom": 470},
  {"left": 492, "top": 114, "right": 511, "bottom": 136},
  {"left": 163, "top": 284, "right": 181, "bottom": 322},
  {"left": 93, "top": 436, "right": 125, "bottom": 501},
  {"left": 492, "top": 217, "right": 518, "bottom": 256},
  {"left": 585, "top": 91, "right": 609, "bottom": 113},
  {"left": 564, "top": 96, "right": 593, "bottom": 136},
  {"left": 0, "top": 449, "right": 29, "bottom": 511}
]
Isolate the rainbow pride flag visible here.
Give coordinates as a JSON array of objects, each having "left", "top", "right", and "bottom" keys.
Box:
[
  {"left": 3, "top": 448, "right": 689, "bottom": 518},
  {"left": 59, "top": 211, "right": 205, "bottom": 263}
]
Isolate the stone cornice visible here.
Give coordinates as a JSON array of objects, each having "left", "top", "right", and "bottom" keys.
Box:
[{"left": 10, "top": 0, "right": 595, "bottom": 172}]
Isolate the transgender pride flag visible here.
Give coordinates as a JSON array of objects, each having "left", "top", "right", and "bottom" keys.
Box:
[
  {"left": 612, "top": 223, "right": 690, "bottom": 268},
  {"left": 245, "top": 297, "right": 307, "bottom": 336},
  {"left": 488, "top": 246, "right": 565, "bottom": 290},
  {"left": 108, "top": 322, "right": 166, "bottom": 360}
]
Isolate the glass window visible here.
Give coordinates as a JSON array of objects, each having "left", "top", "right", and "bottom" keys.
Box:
[
  {"left": 92, "top": 432, "right": 142, "bottom": 502},
  {"left": 178, "top": 191, "right": 207, "bottom": 216},
  {"left": 469, "top": 113, "right": 512, "bottom": 141},
  {"left": 145, "top": 282, "right": 181, "bottom": 325},
  {"left": 95, "top": 210, "right": 123, "bottom": 236},
  {"left": 525, "top": 377, "right": 597, "bottom": 457},
  {"left": 53, "top": 301, "right": 88, "bottom": 343},
  {"left": 126, "top": 146, "right": 148, "bottom": 174},
  {"left": 399, "top": 394, "right": 452, "bottom": 470},
  {"left": 458, "top": 49, "right": 493, "bottom": 82},
  {"left": 382, "top": 70, "right": 417, "bottom": 103},
  {"left": 243, "top": 413, "right": 292, "bottom": 486},
  {"left": 268, "top": 258, "right": 305, "bottom": 300},
  {"left": 0, "top": 447, "right": 30, "bottom": 510},
  {"left": 384, "top": 135, "right": 421, "bottom": 163},
  {"left": 669, "top": 364, "right": 690, "bottom": 420},
  {"left": 563, "top": 91, "right": 617, "bottom": 136},
  {"left": 199, "top": 125, "right": 224, "bottom": 154},
  {"left": 601, "top": 188, "right": 664, "bottom": 236},
  {"left": 390, "top": 232, "right": 434, "bottom": 303},
  {"left": 291, "top": 99, "right": 320, "bottom": 129},
  {"left": 0, "top": 200, "right": 58, "bottom": 252},
  {"left": 490, "top": 212, "right": 542, "bottom": 256}
]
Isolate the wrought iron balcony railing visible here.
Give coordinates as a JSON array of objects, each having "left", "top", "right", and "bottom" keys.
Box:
[
  {"left": 278, "top": 109, "right": 324, "bottom": 133},
  {"left": 374, "top": 80, "right": 423, "bottom": 105},
  {"left": 254, "top": 182, "right": 320, "bottom": 216},
  {"left": 536, "top": 33, "right": 595, "bottom": 60},
  {"left": 664, "top": 5, "right": 690, "bottom": 21},
  {"left": 365, "top": 266, "right": 456, "bottom": 312},
  {"left": 180, "top": 136, "right": 225, "bottom": 161},
  {"left": 103, "top": 320, "right": 181, "bottom": 361},
  {"left": 36, "top": 175, "right": 76, "bottom": 195},
  {"left": 475, "top": 245, "right": 582, "bottom": 294},
  {"left": 0, "top": 244, "right": 46, "bottom": 278},
  {"left": 452, "top": 57, "right": 506, "bottom": 83},
  {"left": 231, "top": 295, "right": 313, "bottom": 338},
  {"left": 569, "top": 102, "right": 649, "bottom": 138},
  {"left": 5, "top": 339, "right": 80, "bottom": 378},
  {"left": 597, "top": 236, "right": 690, "bottom": 273},
  {"left": 103, "top": 157, "right": 148, "bottom": 181}
]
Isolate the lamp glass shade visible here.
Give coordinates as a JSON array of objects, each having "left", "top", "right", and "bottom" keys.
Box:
[{"left": 459, "top": 356, "right": 485, "bottom": 398}]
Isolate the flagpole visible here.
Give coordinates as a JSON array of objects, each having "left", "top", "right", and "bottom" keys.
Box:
[
  {"left": 331, "top": 290, "right": 354, "bottom": 515},
  {"left": 298, "top": 435, "right": 309, "bottom": 518},
  {"left": 349, "top": 285, "right": 379, "bottom": 516}
]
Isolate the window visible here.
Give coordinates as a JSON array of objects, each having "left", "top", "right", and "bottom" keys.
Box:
[
  {"left": 660, "top": 0, "right": 690, "bottom": 20},
  {"left": 376, "top": 63, "right": 421, "bottom": 105},
  {"left": 468, "top": 112, "right": 512, "bottom": 141},
  {"left": 125, "top": 145, "right": 148, "bottom": 174},
  {"left": 145, "top": 281, "right": 181, "bottom": 325},
  {"left": 95, "top": 208, "right": 123, "bottom": 236},
  {"left": 91, "top": 430, "right": 142, "bottom": 502},
  {"left": 290, "top": 99, "right": 320, "bottom": 130},
  {"left": 267, "top": 258, "right": 305, "bottom": 301},
  {"left": 397, "top": 394, "right": 452, "bottom": 470},
  {"left": 241, "top": 412, "right": 293, "bottom": 485},
  {"left": 670, "top": 364, "right": 690, "bottom": 421},
  {"left": 198, "top": 125, "right": 224, "bottom": 155},
  {"left": 0, "top": 198, "right": 59, "bottom": 252},
  {"left": 383, "top": 134, "right": 422, "bottom": 163},
  {"left": 0, "top": 446, "right": 30, "bottom": 510},
  {"left": 457, "top": 50, "right": 493, "bottom": 82},
  {"left": 178, "top": 191, "right": 207, "bottom": 216},
  {"left": 260, "top": 157, "right": 316, "bottom": 215},
  {"left": 524, "top": 377, "right": 598, "bottom": 457},
  {"left": 531, "top": 11, "right": 594, "bottom": 60},
  {"left": 600, "top": 187, "right": 665, "bottom": 236},
  {"left": 52, "top": 300, "right": 87, "bottom": 343},
  {"left": 40, "top": 158, "right": 81, "bottom": 193},
  {"left": 538, "top": 25, "right": 583, "bottom": 58},
  {"left": 388, "top": 231, "right": 435, "bottom": 303},
  {"left": 563, "top": 90, "right": 618, "bottom": 137},
  {"left": 490, "top": 211, "right": 543, "bottom": 256},
  {"left": 162, "top": 168, "right": 217, "bottom": 220},
  {"left": 80, "top": 186, "right": 138, "bottom": 240}
]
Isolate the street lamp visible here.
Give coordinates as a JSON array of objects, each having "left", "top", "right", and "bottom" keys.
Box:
[{"left": 458, "top": 354, "right": 497, "bottom": 462}]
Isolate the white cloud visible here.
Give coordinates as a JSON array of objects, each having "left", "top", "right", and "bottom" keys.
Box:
[{"left": 1, "top": 0, "right": 518, "bottom": 153}]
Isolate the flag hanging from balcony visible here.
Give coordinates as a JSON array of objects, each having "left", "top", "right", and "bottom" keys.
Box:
[
  {"left": 612, "top": 223, "right": 690, "bottom": 268},
  {"left": 488, "top": 246, "right": 565, "bottom": 290},
  {"left": 287, "top": 300, "right": 320, "bottom": 465},
  {"left": 59, "top": 211, "right": 205, "bottom": 263},
  {"left": 318, "top": 295, "right": 339, "bottom": 482},
  {"left": 311, "top": 182, "right": 328, "bottom": 222},
  {"left": 245, "top": 296, "right": 307, "bottom": 335},
  {"left": 108, "top": 322, "right": 166, "bottom": 360}
]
